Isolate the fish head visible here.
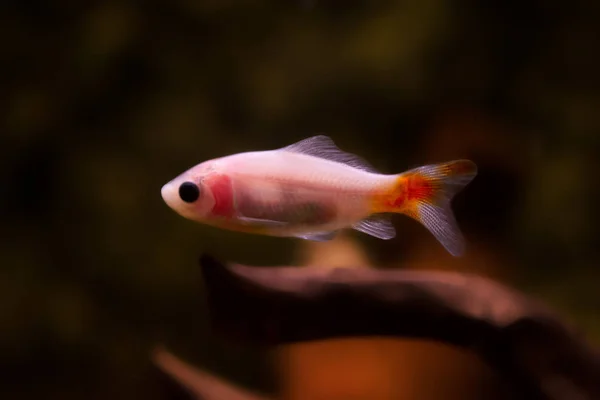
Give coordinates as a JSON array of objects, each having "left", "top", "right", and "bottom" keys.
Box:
[{"left": 161, "top": 162, "right": 218, "bottom": 222}]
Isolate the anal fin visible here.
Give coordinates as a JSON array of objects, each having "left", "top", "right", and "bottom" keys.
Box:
[{"left": 352, "top": 215, "right": 396, "bottom": 240}]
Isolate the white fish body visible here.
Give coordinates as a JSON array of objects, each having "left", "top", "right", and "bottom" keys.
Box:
[
  {"left": 161, "top": 135, "right": 477, "bottom": 255},
  {"left": 213, "top": 149, "right": 395, "bottom": 234}
]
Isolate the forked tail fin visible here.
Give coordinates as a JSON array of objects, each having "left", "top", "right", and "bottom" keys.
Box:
[{"left": 374, "top": 160, "right": 477, "bottom": 256}]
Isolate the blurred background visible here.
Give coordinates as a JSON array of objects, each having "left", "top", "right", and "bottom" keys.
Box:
[{"left": 1, "top": 0, "right": 599, "bottom": 399}]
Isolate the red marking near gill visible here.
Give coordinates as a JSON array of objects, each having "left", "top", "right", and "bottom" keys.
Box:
[{"left": 205, "top": 174, "right": 235, "bottom": 218}]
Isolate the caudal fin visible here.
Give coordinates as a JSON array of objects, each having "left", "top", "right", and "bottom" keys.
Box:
[{"left": 375, "top": 160, "right": 477, "bottom": 256}]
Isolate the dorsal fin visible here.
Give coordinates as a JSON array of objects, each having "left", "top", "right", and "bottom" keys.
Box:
[{"left": 281, "top": 135, "right": 379, "bottom": 173}]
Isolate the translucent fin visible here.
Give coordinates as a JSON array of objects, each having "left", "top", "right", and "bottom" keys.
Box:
[
  {"left": 281, "top": 135, "right": 379, "bottom": 172},
  {"left": 352, "top": 215, "right": 396, "bottom": 240},
  {"left": 380, "top": 160, "right": 477, "bottom": 257},
  {"left": 294, "top": 231, "right": 337, "bottom": 241},
  {"left": 403, "top": 160, "right": 478, "bottom": 195},
  {"left": 405, "top": 203, "right": 465, "bottom": 257}
]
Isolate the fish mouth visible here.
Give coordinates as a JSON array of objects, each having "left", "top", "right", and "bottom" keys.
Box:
[{"left": 160, "top": 181, "right": 177, "bottom": 209}]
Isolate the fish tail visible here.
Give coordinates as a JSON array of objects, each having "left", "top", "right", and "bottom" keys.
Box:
[{"left": 372, "top": 159, "right": 477, "bottom": 256}]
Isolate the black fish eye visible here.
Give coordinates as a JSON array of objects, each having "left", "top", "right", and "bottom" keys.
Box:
[{"left": 178, "top": 181, "right": 200, "bottom": 203}]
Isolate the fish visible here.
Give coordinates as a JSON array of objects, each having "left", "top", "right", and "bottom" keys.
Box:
[{"left": 160, "top": 135, "right": 477, "bottom": 256}]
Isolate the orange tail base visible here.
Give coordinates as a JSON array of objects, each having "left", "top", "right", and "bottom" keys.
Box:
[{"left": 372, "top": 159, "right": 477, "bottom": 256}]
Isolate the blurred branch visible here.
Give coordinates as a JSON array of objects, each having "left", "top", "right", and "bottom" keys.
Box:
[
  {"left": 197, "top": 254, "right": 600, "bottom": 400},
  {"left": 153, "top": 346, "right": 272, "bottom": 400}
]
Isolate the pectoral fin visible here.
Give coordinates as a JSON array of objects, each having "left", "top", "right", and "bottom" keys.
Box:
[
  {"left": 294, "top": 231, "right": 337, "bottom": 241},
  {"left": 237, "top": 216, "right": 289, "bottom": 227}
]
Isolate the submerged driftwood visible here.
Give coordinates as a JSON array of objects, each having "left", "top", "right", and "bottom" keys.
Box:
[{"left": 153, "top": 254, "right": 600, "bottom": 400}]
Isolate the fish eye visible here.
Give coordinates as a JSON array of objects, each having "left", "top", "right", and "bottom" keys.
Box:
[{"left": 178, "top": 181, "right": 201, "bottom": 203}]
